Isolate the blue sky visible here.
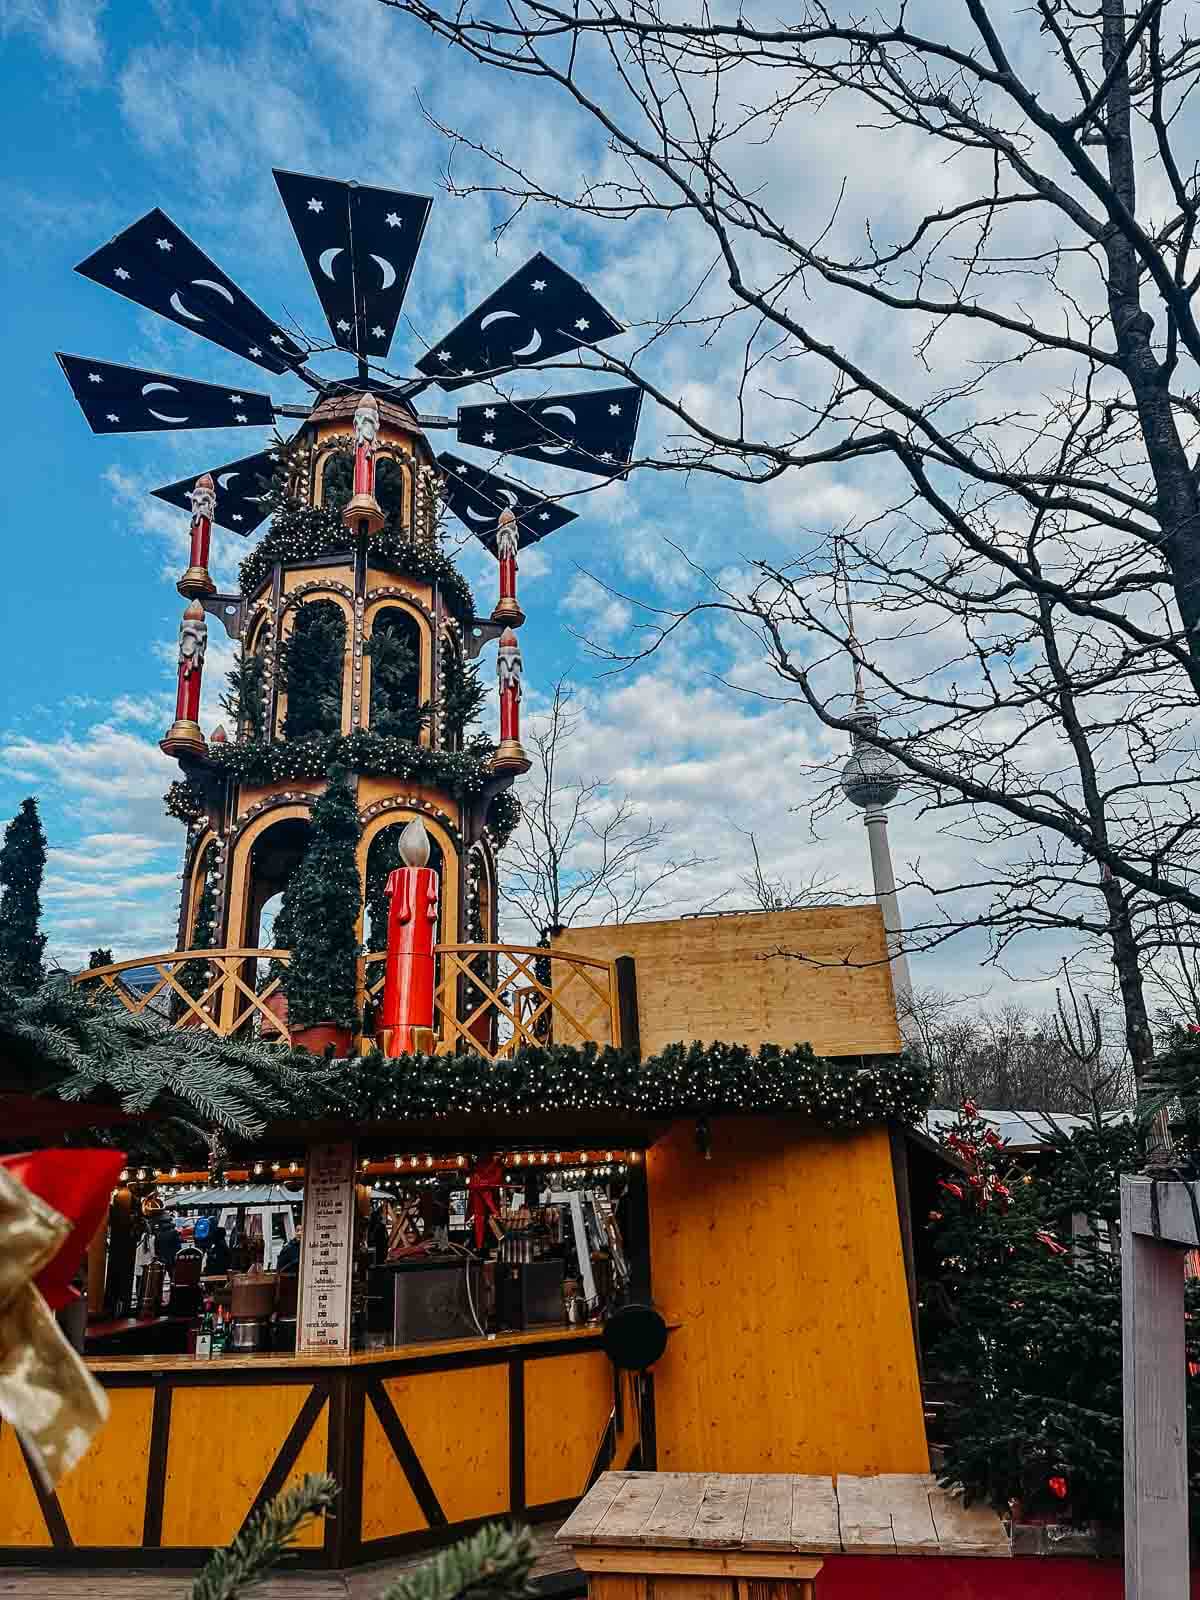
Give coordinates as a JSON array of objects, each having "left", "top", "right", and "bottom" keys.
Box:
[{"left": 0, "top": 0, "right": 1093, "bottom": 1014}]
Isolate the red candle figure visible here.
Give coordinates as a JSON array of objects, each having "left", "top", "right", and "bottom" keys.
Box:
[
  {"left": 179, "top": 472, "right": 216, "bottom": 597},
  {"left": 380, "top": 818, "right": 440, "bottom": 1056},
  {"left": 492, "top": 507, "right": 524, "bottom": 625},
  {"left": 493, "top": 627, "right": 531, "bottom": 774},
  {"left": 161, "top": 599, "right": 208, "bottom": 758},
  {"left": 342, "top": 392, "right": 386, "bottom": 537}
]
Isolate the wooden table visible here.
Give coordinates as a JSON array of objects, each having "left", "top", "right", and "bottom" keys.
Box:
[
  {"left": 559, "top": 1472, "right": 1012, "bottom": 1599},
  {"left": 559, "top": 1473, "right": 825, "bottom": 1600}
]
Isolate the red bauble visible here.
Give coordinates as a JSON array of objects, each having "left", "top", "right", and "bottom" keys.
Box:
[{"left": 1048, "top": 1475, "right": 1069, "bottom": 1501}]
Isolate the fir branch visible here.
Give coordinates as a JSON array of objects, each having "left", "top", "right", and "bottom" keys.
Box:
[
  {"left": 376, "top": 1522, "right": 537, "bottom": 1600},
  {"left": 189, "top": 1473, "right": 338, "bottom": 1600}
]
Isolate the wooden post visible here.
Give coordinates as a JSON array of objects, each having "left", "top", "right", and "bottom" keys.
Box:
[
  {"left": 1121, "top": 1174, "right": 1191, "bottom": 1599},
  {"left": 614, "top": 954, "right": 640, "bottom": 1058}
]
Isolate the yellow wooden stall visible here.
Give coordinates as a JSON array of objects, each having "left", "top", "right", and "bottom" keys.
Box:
[
  {"left": 0, "top": 1329, "right": 641, "bottom": 1567},
  {"left": 646, "top": 1116, "right": 928, "bottom": 1477}
]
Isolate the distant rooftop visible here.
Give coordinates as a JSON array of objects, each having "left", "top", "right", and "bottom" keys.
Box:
[{"left": 924, "top": 1105, "right": 1132, "bottom": 1151}]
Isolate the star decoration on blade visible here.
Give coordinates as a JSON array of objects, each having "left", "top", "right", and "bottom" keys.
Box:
[
  {"left": 308, "top": 197, "right": 323, "bottom": 212},
  {"left": 114, "top": 267, "right": 130, "bottom": 280},
  {"left": 156, "top": 238, "right": 172, "bottom": 251}
]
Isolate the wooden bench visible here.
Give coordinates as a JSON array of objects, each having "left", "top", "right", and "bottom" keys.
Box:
[{"left": 559, "top": 1472, "right": 1010, "bottom": 1600}]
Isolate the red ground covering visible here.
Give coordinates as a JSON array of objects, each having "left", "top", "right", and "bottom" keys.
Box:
[{"left": 814, "top": 1554, "right": 1200, "bottom": 1596}]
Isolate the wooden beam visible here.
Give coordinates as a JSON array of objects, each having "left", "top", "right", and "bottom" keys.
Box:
[
  {"left": 1121, "top": 1174, "right": 1190, "bottom": 1599},
  {"left": 1122, "top": 1176, "right": 1200, "bottom": 1246}
]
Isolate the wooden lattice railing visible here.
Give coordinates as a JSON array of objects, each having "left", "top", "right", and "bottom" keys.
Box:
[{"left": 75, "top": 943, "right": 623, "bottom": 1057}]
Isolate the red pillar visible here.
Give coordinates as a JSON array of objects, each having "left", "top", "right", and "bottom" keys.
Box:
[
  {"left": 343, "top": 392, "right": 386, "bottom": 536},
  {"left": 161, "top": 600, "right": 208, "bottom": 759},
  {"left": 380, "top": 819, "right": 440, "bottom": 1056},
  {"left": 493, "top": 628, "right": 531, "bottom": 775},
  {"left": 179, "top": 473, "right": 216, "bottom": 597}
]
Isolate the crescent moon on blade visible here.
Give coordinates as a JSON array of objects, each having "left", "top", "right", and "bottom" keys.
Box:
[
  {"left": 480, "top": 310, "right": 520, "bottom": 331},
  {"left": 142, "top": 383, "right": 180, "bottom": 396},
  {"left": 169, "top": 291, "right": 204, "bottom": 323},
  {"left": 147, "top": 408, "right": 190, "bottom": 423},
  {"left": 319, "top": 247, "right": 344, "bottom": 280},
  {"left": 463, "top": 505, "right": 494, "bottom": 524},
  {"left": 535, "top": 444, "right": 571, "bottom": 456},
  {"left": 540, "top": 405, "right": 577, "bottom": 426},
  {"left": 192, "top": 278, "right": 236, "bottom": 304},
  {"left": 217, "top": 471, "right": 238, "bottom": 490},
  {"left": 369, "top": 254, "right": 396, "bottom": 290},
  {"left": 511, "top": 328, "right": 543, "bottom": 358}
]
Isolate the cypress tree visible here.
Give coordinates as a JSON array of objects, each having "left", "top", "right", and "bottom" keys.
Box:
[
  {"left": 282, "top": 767, "right": 362, "bottom": 1032},
  {"left": 0, "top": 797, "right": 47, "bottom": 991}
]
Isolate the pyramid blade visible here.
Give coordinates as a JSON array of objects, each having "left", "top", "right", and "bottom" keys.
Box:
[
  {"left": 75, "top": 209, "right": 305, "bottom": 375},
  {"left": 152, "top": 448, "right": 278, "bottom": 535},
  {"left": 456, "top": 385, "right": 642, "bottom": 477},
  {"left": 274, "top": 168, "right": 431, "bottom": 358},
  {"left": 437, "top": 452, "right": 577, "bottom": 553},
  {"left": 417, "top": 252, "right": 623, "bottom": 390},
  {"left": 57, "top": 355, "right": 274, "bottom": 434}
]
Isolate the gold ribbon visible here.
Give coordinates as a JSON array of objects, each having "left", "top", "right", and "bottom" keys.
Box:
[{"left": 0, "top": 1164, "right": 108, "bottom": 1489}]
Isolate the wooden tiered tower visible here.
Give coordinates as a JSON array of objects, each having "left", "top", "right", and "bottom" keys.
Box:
[{"left": 160, "top": 386, "right": 528, "bottom": 1027}]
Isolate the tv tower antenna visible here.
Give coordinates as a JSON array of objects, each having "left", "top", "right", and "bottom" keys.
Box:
[{"left": 834, "top": 543, "right": 913, "bottom": 1006}]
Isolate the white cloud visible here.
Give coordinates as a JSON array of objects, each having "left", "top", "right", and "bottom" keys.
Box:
[{"left": 3, "top": 0, "right": 105, "bottom": 70}]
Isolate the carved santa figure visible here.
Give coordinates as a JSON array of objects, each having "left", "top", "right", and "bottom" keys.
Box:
[
  {"left": 180, "top": 472, "right": 217, "bottom": 597},
  {"left": 161, "top": 600, "right": 209, "bottom": 757},
  {"left": 493, "top": 627, "right": 531, "bottom": 774},
  {"left": 492, "top": 507, "right": 524, "bottom": 623},
  {"left": 343, "top": 391, "right": 386, "bottom": 535},
  {"left": 380, "top": 818, "right": 440, "bottom": 1057}
]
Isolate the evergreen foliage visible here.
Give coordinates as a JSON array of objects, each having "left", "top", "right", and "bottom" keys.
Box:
[
  {"left": 1138, "top": 1025, "right": 1200, "bottom": 1160},
  {"left": 281, "top": 767, "right": 363, "bottom": 1031},
  {"left": 221, "top": 647, "right": 267, "bottom": 741},
  {"left": 280, "top": 601, "right": 347, "bottom": 741},
  {"left": 188, "top": 1474, "right": 534, "bottom": 1600},
  {"left": 189, "top": 1474, "right": 339, "bottom": 1600},
  {"left": 0, "top": 973, "right": 345, "bottom": 1161},
  {"left": 164, "top": 780, "right": 209, "bottom": 827},
  {"left": 319, "top": 451, "right": 407, "bottom": 537},
  {"left": 923, "top": 1105, "right": 1200, "bottom": 1525},
  {"left": 289, "top": 1039, "right": 929, "bottom": 1126},
  {"left": 238, "top": 501, "right": 476, "bottom": 626},
  {"left": 366, "top": 611, "right": 429, "bottom": 740},
  {"left": 176, "top": 846, "right": 219, "bottom": 1009},
  {"left": 87, "top": 949, "right": 114, "bottom": 969},
  {"left": 0, "top": 797, "right": 47, "bottom": 991},
  {"left": 441, "top": 647, "right": 487, "bottom": 745}
]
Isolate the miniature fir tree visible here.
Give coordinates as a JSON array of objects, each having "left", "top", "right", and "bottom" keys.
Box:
[
  {"left": 280, "top": 601, "right": 347, "bottom": 741},
  {"left": 441, "top": 648, "right": 487, "bottom": 746},
  {"left": 176, "top": 846, "right": 218, "bottom": 1008},
  {"left": 0, "top": 797, "right": 47, "bottom": 991},
  {"left": 221, "top": 647, "right": 266, "bottom": 740},
  {"left": 282, "top": 766, "right": 362, "bottom": 1033},
  {"left": 365, "top": 616, "right": 428, "bottom": 740}
]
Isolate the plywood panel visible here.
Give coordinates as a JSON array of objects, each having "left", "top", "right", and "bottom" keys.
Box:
[
  {"left": 361, "top": 1395, "right": 427, "bottom": 1542},
  {"left": 554, "top": 909, "right": 900, "bottom": 1058},
  {"left": 161, "top": 1383, "right": 318, "bottom": 1548},
  {"left": 57, "top": 1385, "right": 154, "bottom": 1547},
  {"left": 383, "top": 1363, "right": 508, "bottom": 1524},
  {"left": 277, "top": 1399, "right": 329, "bottom": 1549},
  {"left": 0, "top": 1423, "right": 50, "bottom": 1547},
  {"left": 525, "top": 1350, "right": 614, "bottom": 1508},
  {"left": 647, "top": 1120, "right": 927, "bottom": 1477}
]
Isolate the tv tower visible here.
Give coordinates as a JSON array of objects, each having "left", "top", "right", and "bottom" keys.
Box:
[{"left": 835, "top": 560, "right": 913, "bottom": 1006}]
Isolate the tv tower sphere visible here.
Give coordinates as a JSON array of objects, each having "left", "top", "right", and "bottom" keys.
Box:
[{"left": 839, "top": 709, "right": 903, "bottom": 811}]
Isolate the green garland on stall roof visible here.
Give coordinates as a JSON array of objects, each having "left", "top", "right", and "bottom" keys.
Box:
[
  {"left": 269, "top": 1039, "right": 933, "bottom": 1130},
  {"left": 237, "top": 503, "right": 477, "bottom": 626}
]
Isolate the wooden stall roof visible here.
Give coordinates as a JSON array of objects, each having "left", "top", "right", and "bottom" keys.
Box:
[
  {"left": 559, "top": 1472, "right": 1010, "bottom": 1558},
  {"left": 554, "top": 907, "right": 902, "bottom": 1058}
]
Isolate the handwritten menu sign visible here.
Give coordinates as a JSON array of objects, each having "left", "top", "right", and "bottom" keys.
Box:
[{"left": 298, "top": 1140, "right": 355, "bottom": 1352}]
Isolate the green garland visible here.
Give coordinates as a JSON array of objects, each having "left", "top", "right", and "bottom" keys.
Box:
[
  {"left": 164, "top": 779, "right": 208, "bottom": 827},
  {"left": 238, "top": 503, "right": 476, "bottom": 626},
  {"left": 486, "top": 791, "right": 521, "bottom": 848},
  {"left": 208, "top": 729, "right": 499, "bottom": 793},
  {"left": 276, "top": 1040, "right": 932, "bottom": 1130}
]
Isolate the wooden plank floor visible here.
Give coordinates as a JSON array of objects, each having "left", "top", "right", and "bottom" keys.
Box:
[{"left": 0, "top": 1524, "right": 581, "bottom": 1599}]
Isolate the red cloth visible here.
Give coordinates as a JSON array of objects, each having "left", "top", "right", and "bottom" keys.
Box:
[
  {"left": 467, "top": 1157, "right": 504, "bottom": 1250},
  {"left": 0, "top": 1149, "right": 125, "bottom": 1310}
]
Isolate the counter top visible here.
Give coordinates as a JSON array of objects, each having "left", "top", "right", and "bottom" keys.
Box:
[{"left": 85, "top": 1320, "right": 608, "bottom": 1374}]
